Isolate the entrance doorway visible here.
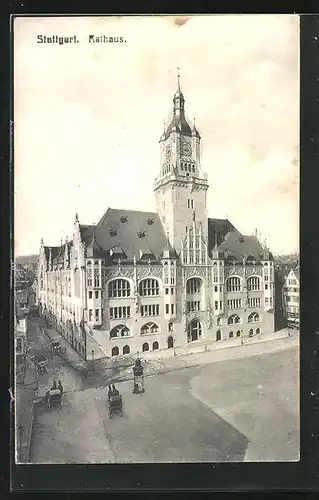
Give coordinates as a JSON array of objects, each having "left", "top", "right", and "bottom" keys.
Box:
[{"left": 187, "top": 319, "right": 202, "bottom": 342}]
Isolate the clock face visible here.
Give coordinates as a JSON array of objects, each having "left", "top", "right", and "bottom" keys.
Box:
[
  {"left": 166, "top": 145, "right": 171, "bottom": 159},
  {"left": 182, "top": 142, "right": 191, "bottom": 157}
]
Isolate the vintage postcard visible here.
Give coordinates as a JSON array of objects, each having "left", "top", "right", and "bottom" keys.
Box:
[{"left": 13, "top": 14, "right": 300, "bottom": 464}]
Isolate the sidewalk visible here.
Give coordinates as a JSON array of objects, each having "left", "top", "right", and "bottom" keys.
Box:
[
  {"left": 15, "top": 357, "right": 38, "bottom": 463},
  {"left": 114, "top": 330, "right": 299, "bottom": 383}
]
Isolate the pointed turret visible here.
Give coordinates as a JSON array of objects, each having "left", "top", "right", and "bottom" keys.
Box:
[
  {"left": 192, "top": 116, "right": 201, "bottom": 139},
  {"left": 86, "top": 227, "right": 103, "bottom": 258},
  {"left": 161, "top": 233, "right": 178, "bottom": 259}
]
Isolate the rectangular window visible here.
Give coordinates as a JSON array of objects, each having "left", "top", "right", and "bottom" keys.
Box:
[
  {"left": 89, "top": 309, "right": 93, "bottom": 321},
  {"left": 270, "top": 298, "right": 273, "bottom": 307},
  {"left": 171, "top": 304, "right": 175, "bottom": 315},
  {"left": 265, "top": 297, "right": 269, "bottom": 306},
  {"left": 141, "top": 304, "right": 160, "bottom": 317},
  {"left": 265, "top": 284, "right": 268, "bottom": 290},
  {"left": 248, "top": 298, "right": 261, "bottom": 308},
  {"left": 95, "top": 291, "right": 99, "bottom": 299},
  {"left": 220, "top": 301, "right": 223, "bottom": 309},
  {"left": 227, "top": 299, "right": 242, "bottom": 309},
  {"left": 214, "top": 301, "right": 218, "bottom": 310},
  {"left": 187, "top": 301, "right": 201, "bottom": 312},
  {"left": 165, "top": 304, "right": 169, "bottom": 314},
  {"left": 171, "top": 288, "right": 174, "bottom": 295},
  {"left": 95, "top": 309, "right": 99, "bottom": 321},
  {"left": 110, "top": 306, "right": 131, "bottom": 319},
  {"left": 165, "top": 288, "right": 169, "bottom": 295},
  {"left": 220, "top": 286, "right": 222, "bottom": 292},
  {"left": 264, "top": 275, "right": 269, "bottom": 281},
  {"left": 89, "top": 291, "right": 93, "bottom": 299},
  {"left": 214, "top": 286, "right": 218, "bottom": 292}
]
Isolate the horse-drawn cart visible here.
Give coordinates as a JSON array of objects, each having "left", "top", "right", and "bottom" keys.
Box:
[
  {"left": 30, "top": 354, "right": 48, "bottom": 374},
  {"left": 108, "top": 394, "right": 123, "bottom": 418},
  {"left": 50, "top": 340, "right": 66, "bottom": 357},
  {"left": 47, "top": 389, "right": 62, "bottom": 409}
]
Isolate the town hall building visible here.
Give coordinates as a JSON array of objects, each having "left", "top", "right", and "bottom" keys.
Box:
[{"left": 37, "top": 76, "right": 275, "bottom": 359}]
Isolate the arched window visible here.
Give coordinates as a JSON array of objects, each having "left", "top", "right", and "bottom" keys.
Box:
[
  {"left": 229, "top": 331, "right": 234, "bottom": 338},
  {"left": 216, "top": 330, "right": 221, "bottom": 341},
  {"left": 152, "top": 341, "right": 159, "bottom": 350},
  {"left": 110, "top": 325, "right": 130, "bottom": 339},
  {"left": 248, "top": 312, "right": 261, "bottom": 323},
  {"left": 108, "top": 279, "right": 131, "bottom": 298},
  {"left": 168, "top": 322, "right": 173, "bottom": 332},
  {"left": 139, "top": 278, "right": 159, "bottom": 297},
  {"left": 247, "top": 276, "right": 260, "bottom": 291},
  {"left": 142, "top": 342, "right": 149, "bottom": 352},
  {"left": 111, "top": 346, "right": 119, "bottom": 357},
  {"left": 226, "top": 277, "right": 241, "bottom": 292},
  {"left": 228, "top": 314, "right": 241, "bottom": 325},
  {"left": 256, "top": 328, "right": 260, "bottom": 334},
  {"left": 217, "top": 317, "right": 221, "bottom": 326},
  {"left": 141, "top": 322, "right": 159, "bottom": 335},
  {"left": 236, "top": 330, "right": 241, "bottom": 337},
  {"left": 186, "top": 277, "right": 202, "bottom": 294},
  {"left": 123, "top": 345, "right": 130, "bottom": 355},
  {"left": 187, "top": 319, "right": 202, "bottom": 342},
  {"left": 167, "top": 336, "right": 174, "bottom": 348},
  {"left": 249, "top": 328, "right": 254, "bottom": 337}
]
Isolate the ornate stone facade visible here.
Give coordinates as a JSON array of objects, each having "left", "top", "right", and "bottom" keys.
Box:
[{"left": 37, "top": 77, "right": 275, "bottom": 360}]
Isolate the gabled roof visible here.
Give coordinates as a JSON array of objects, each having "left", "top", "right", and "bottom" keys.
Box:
[{"left": 94, "top": 208, "right": 167, "bottom": 261}]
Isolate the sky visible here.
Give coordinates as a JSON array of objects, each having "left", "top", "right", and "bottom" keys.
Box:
[{"left": 14, "top": 15, "right": 299, "bottom": 256}]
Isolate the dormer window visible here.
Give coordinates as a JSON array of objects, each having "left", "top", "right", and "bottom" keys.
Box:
[
  {"left": 109, "top": 228, "right": 117, "bottom": 237},
  {"left": 120, "top": 216, "right": 127, "bottom": 223},
  {"left": 137, "top": 229, "right": 146, "bottom": 238},
  {"left": 147, "top": 217, "right": 154, "bottom": 225}
]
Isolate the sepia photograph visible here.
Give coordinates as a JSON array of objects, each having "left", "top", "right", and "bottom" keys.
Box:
[{"left": 13, "top": 14, "right": 300, "bottom": 464}]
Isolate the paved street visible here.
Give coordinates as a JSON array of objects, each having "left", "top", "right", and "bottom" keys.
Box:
[{"left": 29, "top": 344, "right": 299, "bottom": 463}]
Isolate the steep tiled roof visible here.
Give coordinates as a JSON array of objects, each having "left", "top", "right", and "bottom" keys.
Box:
[
  {"left": 79, "top": 225, "right": 95, "bottom": 245},
  {"left": 44, "top": 246, "right": 60, "bottom": 269},
  {"left": 218, "top": 232, "right": 265, "bottom": 263},
  {"left": 95, "top": 208, "right": 167, "bottom": 261},
  {"left": 207, "top": 218, "right": 237, "bottom": 252}
]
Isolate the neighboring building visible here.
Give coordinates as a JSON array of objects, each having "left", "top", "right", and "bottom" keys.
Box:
[
  {"left": 282, "top": 267, "right": 300, "bottom": 324},
  {"left": 14, "top": 311, "right": 28, "bottom": 360},
  {"left": 37, "top": 77, "right": 275, "bottom": 359}
]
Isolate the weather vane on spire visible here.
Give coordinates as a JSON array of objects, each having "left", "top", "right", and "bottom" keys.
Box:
[{"left": 177, "top": 66, "right": 180, "bottom": 88}]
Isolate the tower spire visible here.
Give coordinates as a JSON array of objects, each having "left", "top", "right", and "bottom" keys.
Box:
[{"left": 177, "top": 66, "right": 180, "bottom": 91}]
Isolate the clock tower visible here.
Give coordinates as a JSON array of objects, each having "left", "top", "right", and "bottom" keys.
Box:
[{"left": 154, "top": 73, "right": 209, "bottom": 255}]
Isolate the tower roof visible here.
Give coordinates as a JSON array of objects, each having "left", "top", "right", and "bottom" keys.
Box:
[{"left": 164, "top": 71, "right": 193, "bottom": 138}]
